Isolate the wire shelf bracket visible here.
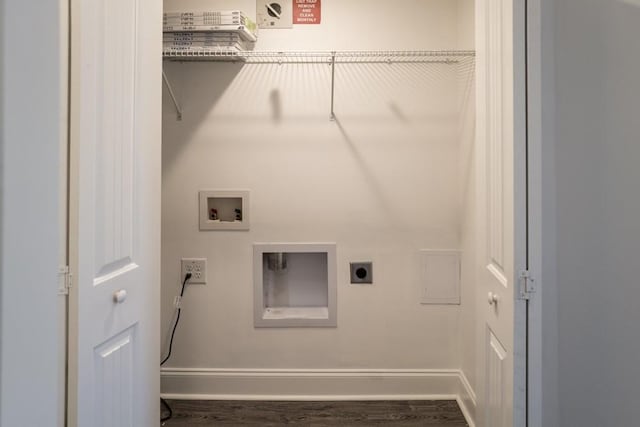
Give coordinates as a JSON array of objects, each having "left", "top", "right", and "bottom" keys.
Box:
[
  {"left": 163, "top": 69, "right": 182, "bottom": 121},
  {"left": 330, "top": 52, "right": 336, "bottom": 121}
]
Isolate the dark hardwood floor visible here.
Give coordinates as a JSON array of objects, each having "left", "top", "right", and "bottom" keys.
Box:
[{"left": 161, "top": 400, "right": 469, "bottom": 426}]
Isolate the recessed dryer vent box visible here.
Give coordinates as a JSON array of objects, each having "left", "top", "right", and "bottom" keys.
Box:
[
  {"left": 199, "top": 190, "right": 250, "bottom": 231},
  {"left": 254, "top": 243, "right": 337, "bottom": 327}
]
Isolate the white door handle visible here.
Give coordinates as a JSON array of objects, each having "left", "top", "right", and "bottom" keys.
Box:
[
  {"left": 113, "top": 289, "right": 127, "bottom": 304},
  {"left": 488, "top": 292, "right": 499, "bottom": 306}
]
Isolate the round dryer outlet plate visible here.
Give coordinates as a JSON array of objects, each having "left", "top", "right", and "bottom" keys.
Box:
[{"left": 350, "top": 262, "right": 373, "bottom": 284}]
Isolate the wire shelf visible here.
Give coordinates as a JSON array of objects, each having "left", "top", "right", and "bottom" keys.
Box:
[
  {"left": 162, "top": 49, "right": 476, "bottom": 120},
  {"left": 163, "top": 49, "right": 476, "bottom": 64}
]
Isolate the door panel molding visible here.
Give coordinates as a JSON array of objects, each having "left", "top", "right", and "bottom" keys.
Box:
[
  {"left": 94, "top": 262, "right": 139, "bottom": 286},
  {"left": 94, "top": 325, "right": 136, "bottom": 427},
  {"left": 486, "top": 0, "right": 506, "bottom": 276},
  {"left": 487, "top": 263, "right": 509, "bottom": 288},
  {"left": 93, "top": 0, "right": 139, "bottom": 276},
  {"left": 485, "top": 329, "right": 507, "bottom": 427}
]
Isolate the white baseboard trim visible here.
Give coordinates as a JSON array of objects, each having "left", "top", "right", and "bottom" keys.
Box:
[
  {"left": 161, "top": 368, "right": 460, "bottom": 400},
  {"left": 161, "top": 368, "right": 477, "bottom": 425},
  {"left": 161, "top": 393, "right": 461, "bottom": 401},
  {"left": 456, "top": 370, "right": 477, "bottom": 427}
]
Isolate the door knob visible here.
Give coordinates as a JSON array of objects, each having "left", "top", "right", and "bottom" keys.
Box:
[
  {"left": 113, "top": 289, "right": 127, "bottom": 304},
  {"left": 488, "top": 292, "right": 499, "bottom": 306}
]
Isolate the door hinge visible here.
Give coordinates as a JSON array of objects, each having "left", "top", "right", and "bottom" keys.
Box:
[
  {"left": 517, "top": 269, "right": 535, "bottom": 300},
  {"left": 58, "top": 266, "right": 73, "bottom": 295}
]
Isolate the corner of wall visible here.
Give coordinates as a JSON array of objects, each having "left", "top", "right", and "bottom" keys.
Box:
[
  {"left": 456, "top": 0, "right": 476, "bottom": 50},
  {"left": 456, "top": 369, "right": 477, "bottom": 427}
]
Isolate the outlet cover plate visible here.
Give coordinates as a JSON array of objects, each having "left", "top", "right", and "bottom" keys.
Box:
[
  {"left": 181, "top": 258, "right": 207, "bottom": 285},
  {"left": 257, "top": 0, "right": 293, "bottom": 29}
]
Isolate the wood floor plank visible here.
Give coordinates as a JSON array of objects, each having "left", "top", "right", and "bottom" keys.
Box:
[{"left": 161, "top": 400, "right": 469, "bottom": 426}]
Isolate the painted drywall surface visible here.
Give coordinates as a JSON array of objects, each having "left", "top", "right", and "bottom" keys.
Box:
[
  {"left": 457, "top": 0, "right": 476, "bottom": 49},
  {"left": 455, "top": 0, "right": 477, "bottom": 395},
  {"left": 162, "top": 0, "right": 473, "bottom": 371},
  {"left": 554, "top": 0, "right": 640, "bottom": 425},
  {"left": 0, "top": 0, "right": 62, "bottom": 424},
  {"left": 165, "top": 0, "right": 460, "bottom": 51}
]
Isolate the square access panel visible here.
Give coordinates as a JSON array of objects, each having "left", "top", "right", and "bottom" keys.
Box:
[{"left": 418, "top": 250, "right": 460, "bottom": 305}]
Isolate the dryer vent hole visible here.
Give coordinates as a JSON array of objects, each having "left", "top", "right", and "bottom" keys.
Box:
[{"left": 267, "top": 3, "right": 282, "bottom": 17}]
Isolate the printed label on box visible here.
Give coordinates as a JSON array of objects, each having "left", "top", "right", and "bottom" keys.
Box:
[{"left": 294, "top": 0, "right": 321, "bottom": 24}]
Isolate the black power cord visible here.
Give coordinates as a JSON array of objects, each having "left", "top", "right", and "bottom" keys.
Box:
[
  {"left": 162, "top": 272, "right": 191, "bottom": 365},
  {"left": 160, "top": 398, "right": 173, "bottom": 424},
  {"left": 161, "top": 272, "right": 192, "bottom": 423}
]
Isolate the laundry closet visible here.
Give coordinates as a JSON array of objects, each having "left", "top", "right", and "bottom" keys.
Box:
[{"left": 159, "top": 0, "right": 519, "bottom": 424}]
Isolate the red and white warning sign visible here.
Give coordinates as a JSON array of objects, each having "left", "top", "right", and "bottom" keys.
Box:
[{"left": 294, "top": 0, "right": 321, "bottom": 24}]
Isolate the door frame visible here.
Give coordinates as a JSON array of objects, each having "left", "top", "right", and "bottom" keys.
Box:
[
  {"left": 513, "top": 0, "right": 553, "bottom": 424},
  {"left": 515, "top": 0, "right": 530, "bottom": 424},
  {"left": 57, "top": 0, "right": 71, "bottom": 425},
  {"left": 0, "top": 0, "right": 552, "bottom": 425},
  {"left": 523, "top": 0, "right": 556, "bottom": 426}
]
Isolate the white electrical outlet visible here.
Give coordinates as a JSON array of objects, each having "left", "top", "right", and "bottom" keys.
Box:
[
  {"left": 257, "top": 0, "right": 293, "bottom": 29},
  {"left": 181, "top": 258, "right": 207, "bottom": 284}
]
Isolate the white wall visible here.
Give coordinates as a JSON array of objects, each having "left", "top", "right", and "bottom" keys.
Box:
[
  {"left": 456, "top": 0, "right": 477, "bottom": 397},
  {"left": 161, "top": 0, "right": 475, "bottom": 378},
  {"left": 0, "top": 0, "right": 62, "bottom": 424},
  {"left": 552, "top": 0, "right": 640, "bottom": 425}
]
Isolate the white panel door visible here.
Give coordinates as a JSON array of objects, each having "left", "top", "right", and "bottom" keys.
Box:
[
  {"left": 476, "top": 0, "right": 527, "bottom": 426},
  {"left": 68, "top": 0, "right": 161, "bottom": 424}
]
